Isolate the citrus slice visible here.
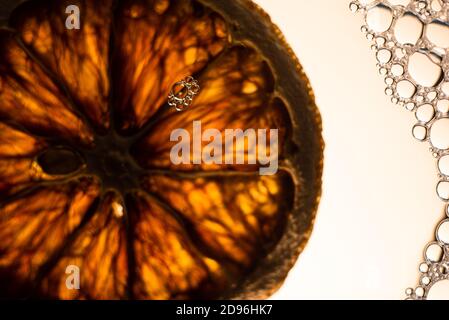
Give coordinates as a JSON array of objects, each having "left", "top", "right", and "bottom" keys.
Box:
[{"left": 0, "top": 0, "right": 323, "bottom": 299}]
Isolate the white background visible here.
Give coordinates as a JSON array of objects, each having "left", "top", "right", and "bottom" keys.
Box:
[{"left": 251, "top": 0, "right": 445, "bottom": 299}]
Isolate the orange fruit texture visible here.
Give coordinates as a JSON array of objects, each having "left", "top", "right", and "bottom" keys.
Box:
[{"left": 0, "top": 0, "right": 323, "bottom": 299}]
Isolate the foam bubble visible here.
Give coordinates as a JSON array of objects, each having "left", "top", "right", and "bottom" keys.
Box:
[{"left": 353, "top": 0, "right": 449, "bottom": 300}]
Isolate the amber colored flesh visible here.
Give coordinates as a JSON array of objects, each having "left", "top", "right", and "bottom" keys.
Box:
[{"left": 0, "top": 0, "right": 298, "bottom": 299}]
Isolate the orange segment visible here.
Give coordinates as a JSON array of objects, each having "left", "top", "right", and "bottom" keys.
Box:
[
  {"left": 0, "top": 30, "right": 93, "bottom": 145},
  {"left": 113, "top": 0, "right": 229, "bottom": 132},
  {"left": 135, "top": 46, "right": 289, "bottom": 172},
  {"left": 40, "top": 194, "right": 128, "bottom": 299},
  {"left": 0, "top": 177, "right": 100, "bottom": 297},
  {"left": 0, "top": 122, "right": 47, "bottom": 197},
  {"left": 142, "top": 171, "right": 294, "bottom": 270},
  {"left": 0, "top": 122, "right": 44, "bottom": 157},
  {"left": 11, "top": 0, "right": 113, "bottom": 132},
  {"left": 127, "top": 192, "right": 228, "bottom": 299}
]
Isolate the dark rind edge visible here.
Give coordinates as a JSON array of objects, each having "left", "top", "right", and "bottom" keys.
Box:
[
  {"left": 199, "top": 0, "right": 324, "bottom": 300},
  {"left": 0, "top": 0, "right": 25, "bottom": 26}
]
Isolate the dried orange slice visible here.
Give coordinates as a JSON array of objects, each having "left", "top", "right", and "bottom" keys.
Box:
[{"left": 0, "top": 0, "right": 323, "bottom": 299}]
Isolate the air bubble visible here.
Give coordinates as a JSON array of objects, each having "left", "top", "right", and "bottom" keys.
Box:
[
  {"left": 412, "top": 124, "right": 427, "bottom": 140},
  {"left": 437, "top": 219, "right": 449, "bottom": 244},
  {"left": 416, "top": 104, "right": 435, "bottom": 122},
  {"left": 421, "top": 276, "right": 431, "bottom": 285},
  {"left": 425, "top": 242, "right": 443, "bottom": 262},
  {"left": 427, "top": 91, "right": 437, "bottom": 101},
  {"left": 438, "top": 155, "right": 449, "bottom": 175},
  {"left": 395, "top": 48, "right": 406, "bottom": 59},
  {"left": 441, "top": 82, "right": 449, "bottom": 96},
  {"left": 417, "top": 1, "right": 427, "bottom": 10},
  {"left": 366, "top": 5, "right": 393, "bottom": 33},
  {"left": 430, "top": 118, "right": 449, "bottom": 149},
  {"left": 431, "top": 0, "right": 442, "bottom": 12},
  {"left": 419, "top": 262, "right": 429, "bottom": 273},
  {"left": 377, "top": 49, "right": 392, "bottom": 63},
  {"left": 438, "top": 264, "right": 448, "bottom": 275},
  {"left": 349, "top": 2, "right": 360, "bottom": 13},
  {"left": 427, "top": 280, "right": 449, "bottom": 300},
  {"left": 408, "top": 52, "right": 443, "bottom": 87},
  {"left": 437, "top": 180, "right": 449, "bottom": 200},
  {"left": 376, "top": 37, "right": 386, "bottom": 46},
  {"left": 394, "top": 13, "right": 424, "bottom": 45},
  {"left": 437, "top": 100, "right": 449, "bottom": 113},
  {"left": 427, "top": 20, "right": 449, "bottom": 48},
  {"left": 406, "top": 102, "right": 416, "bottom": 111},
  {"left": 415, "top": 286, "right": 425, "bottom": 297},
  {"left": 391, "top": 64, "right": 405, "bottom": 76},
  {"left": 396, "top": 80, "right": 416, "bottom": 98}
]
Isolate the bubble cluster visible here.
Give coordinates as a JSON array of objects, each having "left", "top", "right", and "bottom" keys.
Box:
[
  {"left": 351, "top": 0, "right": 449, "bottom": 299},
  {"left": 405, "top": 215, "right": 449, "bottom": 300}
]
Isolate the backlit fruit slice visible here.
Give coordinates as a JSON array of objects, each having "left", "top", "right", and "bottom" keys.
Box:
[{"left": 0, "top": 0, "right": 323, "bottom": 299}]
